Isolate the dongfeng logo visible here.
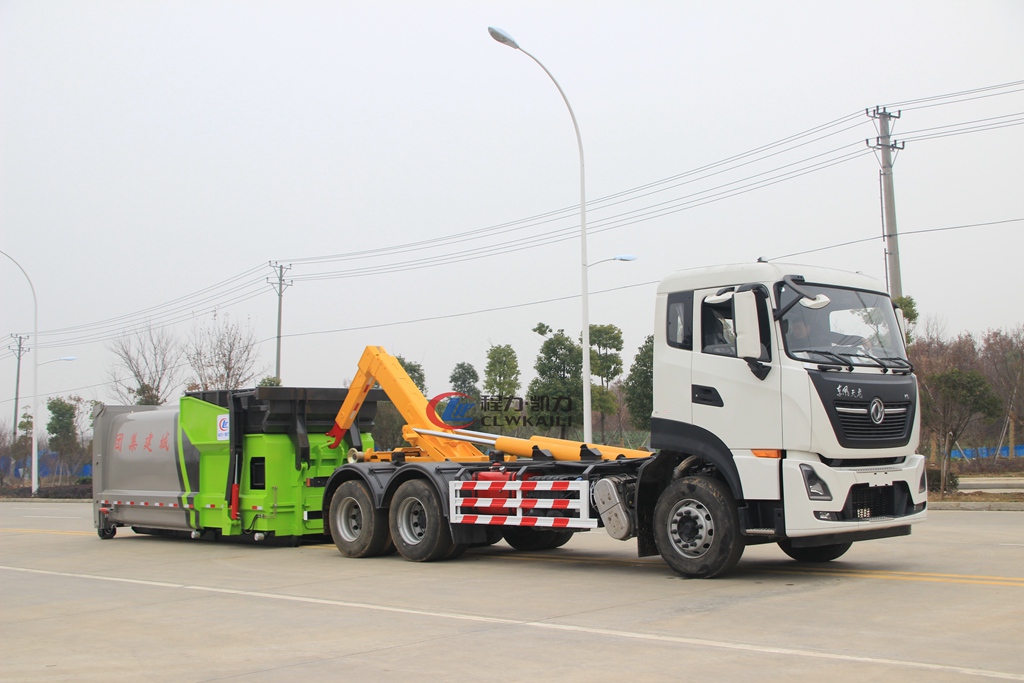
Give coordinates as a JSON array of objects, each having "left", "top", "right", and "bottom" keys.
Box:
[
  {"left": 869, "top": 398, "right": 885, "bottom": 425},
  {"left": 426, "top": 392, "right": 476, "bottom": 429}
]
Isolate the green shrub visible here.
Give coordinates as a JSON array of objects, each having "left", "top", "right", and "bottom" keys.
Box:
[{"left": 926, "top": 468, "right": 958, "bottom": 493}]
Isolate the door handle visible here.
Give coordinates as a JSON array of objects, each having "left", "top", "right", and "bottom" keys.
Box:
[{"left": 692, "top": 384, "right": 724, "bottom": 407}]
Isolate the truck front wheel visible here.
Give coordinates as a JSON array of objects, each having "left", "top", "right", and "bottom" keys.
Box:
[
  {"left": 329, "top": 481, "right": 392, "bottom": 558},
  {"left": 653, "top": 476, "right": 743, "bottom": 579},
  {"left": 778, "top": 540, "right": 852, "bottom": 563},
  {"left": 389, "top": 480, "right": 459, "bottom": 562}
]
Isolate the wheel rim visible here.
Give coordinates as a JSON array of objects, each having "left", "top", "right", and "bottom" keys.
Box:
[
  {"left": 396, "top": 496, "right": 427, "bottom": 546},
  {"left": 667, "top": 498, "right": 714, "bottom": 559},
  {"left": 335, "top": 497, "right": 362, "bottom": 543}
]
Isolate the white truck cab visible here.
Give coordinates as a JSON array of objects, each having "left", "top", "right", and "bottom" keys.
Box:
[{"left": 652, "top": 261, "right": 927, "bottom": 559}]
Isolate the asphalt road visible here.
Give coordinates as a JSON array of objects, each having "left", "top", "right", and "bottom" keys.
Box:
[{"left": 2, "top": 502, "right": 1023, "bottom": 682}]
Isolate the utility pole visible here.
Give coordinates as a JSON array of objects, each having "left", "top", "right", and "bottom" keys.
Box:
[
  {"left": 268, "top": 262, "right": 292, "bottom": 382},
  {"left": 9, "top": 334, "right": 29, "bottom": 445},
  {"left": 867, "top": 107, "right": 906, "bottom": 299}
]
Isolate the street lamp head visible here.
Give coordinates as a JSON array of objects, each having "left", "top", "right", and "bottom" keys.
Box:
[
  {"left": 613, "top": 254, "right": 638, "bottom": 262},
  {"left": 488, "top": 27, "right": 520, "bottom": 50},
  {"left": 40, "top": 356, "right": 77, "bottom": 365}
]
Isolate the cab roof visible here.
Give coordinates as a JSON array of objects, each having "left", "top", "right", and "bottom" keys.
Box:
[{"left": 656, "top": 261, "right": 889, "bottom": 297}]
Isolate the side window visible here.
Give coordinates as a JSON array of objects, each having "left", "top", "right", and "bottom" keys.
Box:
[
  {"left": 701, "top": 298, "right": 737, "bottom": 356},
  {"left": 666, "top": 291, "right": 693, "bottom": 350}
]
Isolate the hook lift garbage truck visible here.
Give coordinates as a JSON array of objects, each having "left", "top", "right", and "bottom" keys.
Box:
[{"left": 93, "top": 261, "right": 927, "bottom": 578}]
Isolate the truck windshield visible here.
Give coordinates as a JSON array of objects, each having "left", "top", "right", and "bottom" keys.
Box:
[{"left": 777, "top": 283, "right": 909, "bottom": 368}]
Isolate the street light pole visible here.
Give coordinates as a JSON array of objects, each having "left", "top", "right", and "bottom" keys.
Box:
[
  {"left": 488, "top": 26, "right": 595, "bottom": 443},
  {"left": 1, "top": 249, "right": 39, "bottom": 493}
]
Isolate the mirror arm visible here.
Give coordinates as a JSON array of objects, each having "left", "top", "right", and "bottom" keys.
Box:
[{"left": 773, "top": 274, "right": 812, "bottom": 320}]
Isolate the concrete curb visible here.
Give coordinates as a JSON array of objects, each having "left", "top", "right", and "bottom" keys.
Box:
[
  {"left": 0, "top": 498, "right": 91, "bottom": 503},
  {"left": 929, "top": 501, "right": 1024, "bottom": 511}
]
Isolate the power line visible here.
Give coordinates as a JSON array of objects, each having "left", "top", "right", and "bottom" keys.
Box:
[
  {"left": 881, "top": 79, "right": 1024, "bottom": 109},
  {"left": 766, "top": 217, "right": 1024, "bottom": 261},
  {"left": 6, "top": 82, "right": 1024, "bottom": 346},
  {"left": 5, "top": 215, "right": 1021, "bottom": 407}
]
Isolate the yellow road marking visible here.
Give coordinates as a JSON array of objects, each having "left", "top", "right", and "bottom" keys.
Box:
[
  {"left": 0, "top": 528, "right": 93, "bottom": 536},
  {"left": 7, "top": 527, "right": 1024, "bottom": 587}
]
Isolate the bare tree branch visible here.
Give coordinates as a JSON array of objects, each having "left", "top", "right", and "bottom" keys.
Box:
[
  {"left": 107, "top": 325, "right": 183, "bottom": 405},
  {"left": 185, "top": 314, "right": 263, "bottom": 391}
]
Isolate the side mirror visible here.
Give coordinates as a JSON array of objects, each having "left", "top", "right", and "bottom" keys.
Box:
[
  {"left": 734, "top": 290, "right": 762, "bottom": 360},
  {"left": 799, "top": 294, "right": 830, "bottom": 309}
]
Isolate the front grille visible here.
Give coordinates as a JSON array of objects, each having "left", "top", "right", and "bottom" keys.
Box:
[
  {"left": 834, "top": 400, "right": 910, "bottom": 441},
  {"left": 850, "top": 484, "right": 895, "bottom": 518}
]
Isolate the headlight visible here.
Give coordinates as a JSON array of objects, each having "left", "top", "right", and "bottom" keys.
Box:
[{"left": 800, "top": 463, "right": 832, "bottom": 501}]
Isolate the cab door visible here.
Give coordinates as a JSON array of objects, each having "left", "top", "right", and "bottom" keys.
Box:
[{"left": 690, "top": 287, "right": 782, "bottom": 450}]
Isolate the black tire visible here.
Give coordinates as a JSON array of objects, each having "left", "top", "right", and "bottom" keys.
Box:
[
  {"left": 481, "top": 527, "right": 504, "bottom": 546},
  {"left": 98, "top": 526, "right": 116, "bottom": 540},
  {"left": 445, "top": 543, "right": 469, "bottom": 560},
  {"left": 778, "top": 540, "right": 852, "bottom": 563},
  {"left": 653, "top": 476, "right": 744, "bottom": 578},
  {"left": 502, "top": 527, "right": 573, "bottom": 551},
  {"left": 540, "top": 529, "right": 574, "bottom": 549},
  {"left": 389, "top": 479, "right": 457, "bottom": 562},
  {"left": 329, "top": 481, "right": 392, "bottom": 558}
]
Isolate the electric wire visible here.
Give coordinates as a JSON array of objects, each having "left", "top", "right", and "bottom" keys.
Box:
[
  {"left": 5, "top": 216, "right": 1021, "bottom": 406},
  {"left": 5, "top": 82, "right": 1024, "bottom": 351},
  {"left": 880, "top": 79, "right": 1024, "bottom": 109},
  {"left": 767, "top": 217, "right": 1024, "bottom": 261}
]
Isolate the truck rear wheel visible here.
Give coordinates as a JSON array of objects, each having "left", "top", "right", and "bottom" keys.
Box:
[
  {"left": 98, "top": 526, "right": 116, "bottom": 540},
  {"left": 778, "top": 540, "right": 852, "bottom": 563},
  {"left": 389, "top": 479, "right": 457, "bottom": 562},
  {"left": 653, "top": 476, "right": 743, "bottom": 579},
  {"left": 329, "top": 481, "right": 392, "bottom": 558}
]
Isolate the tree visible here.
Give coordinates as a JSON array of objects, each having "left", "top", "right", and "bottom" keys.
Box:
[
  {"left": 0, "top": 422, "right": 11, "bottom": 488},
  {"left": 46, "top": 396, "right": 92, "bottom": 485},
  {"left": 3, "top": 408, "right": 34, "bottom": 485},
  {"left": 108, "top": 325, "right": 182, "bottom": 405},
  {"left": 893, "top": 295, "right": 919, "bottom": 343},
  {"left": 446, "top": 362, "right": 481, "bottom": 430},
  {"left": 449, "top": 362, "right": 479, "bottom": 397},
  {"left": 185, "top": 314, "right": 263, "bottom": 391},
  {"left": 483, "top": 344, "right": 521, "bottom": 435},
  {"left": 590, "top": 324, "right": 624, "bottom": 443},
  {"left": 919, "top": 369, "right": 1001, "bottom": 495},
  {"left": 623, "top": 335, "right": 654, "bottom": 432},
  {"left": 978, "top": 326, "right": 1024, "bottom": 463},
  {"left": 372, "top": 355, "right": 427, "bottom": 450},
  {"left": 528, "top": 325, "right": 582, "bottom": 437},
  {"left": 257, "top": 376, "right": 282, "bottom": 387},
  {"left": 909, "top": 329, "right": 983, "bottom": 464}
]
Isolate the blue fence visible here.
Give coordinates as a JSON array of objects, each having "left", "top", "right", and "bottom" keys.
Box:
[
  {"left": 952, "top": 444, "right": 1024, "bottom": 460},
  {"left": 0, "top": 452, "right": 91, "bottom": 482}
]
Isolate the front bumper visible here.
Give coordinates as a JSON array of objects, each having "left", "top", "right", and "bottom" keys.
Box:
[{"left": 782, "top": 452, "right": 927, "bottom": 538}]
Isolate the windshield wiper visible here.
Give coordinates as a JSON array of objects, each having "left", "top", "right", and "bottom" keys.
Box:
[
  {"left": 836, "top": 351, "right": 889, "bottom": 373},
  {"left": 832, "top": 351, "right": 914, "bottom": 374},
  {"left": 876, "top": 356, "right": 914, "bottom": 373},
  {"left": 797, "top": 349, "right": 853, "bottom": 371}
]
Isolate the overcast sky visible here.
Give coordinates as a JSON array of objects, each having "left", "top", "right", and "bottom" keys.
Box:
[{"left": 2, "top": 1, "right": 1023, "bottom": 431}]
